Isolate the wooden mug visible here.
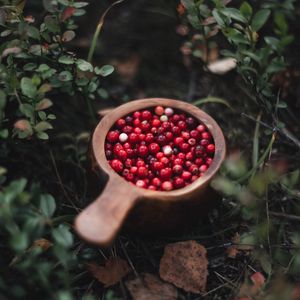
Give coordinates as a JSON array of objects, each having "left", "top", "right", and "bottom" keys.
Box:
[{"left": 75, "top": 98, "right": 226, "bottom": 246}]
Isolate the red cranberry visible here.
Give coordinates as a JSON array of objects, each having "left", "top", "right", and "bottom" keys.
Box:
[
  {"left": 130, "top": 166, "right": 137, "bottom": 174},
  {"left": 190, "top": 130, "right": 199, "bottom": 139},
  {"left": 133, "top": 111, "right": 141, "bottom": 119},
  {"left": 152, "top": 177, "right": 161, "bottom": 187},
  {"left": 177, "top": 152, "right": 186, "bottom": 160},
  {"left": 188, "top": 138, "right": 196, "bottom": 146},
  {"left": 165, "top": 131, "right": 173, "bottom": 142},
  {"left": 201, "top": 132, "right": 211, "bottom": 140},
  {"left": 152, "top": 119, "right": 161, "bottom": 127},
  {"left": 156, "top": 152, "right": 164, "bottom": 160},
  {"left": 125, "top": 116, "right": 133, "bottom": 124},
  {"left": 206, "top": 157, "right": 213, "bottom": 165},
  {"left": 105, "top": 150, "right": 113, "bottom": 159},
  {"left": 185, "top": 161, "right": 192, "bottom": 168},
  {"left": 181, "top": 131, "right": 190, "bottom": 140},
  {"left": 174, "top": 137, "right": 184, "bottom": 146},
  {"left": 200, "top": 139, "right": 209, "bottom": 146},
  {"left": 186, "top": 117, "right": 196, "bottom": 128},
  {"left": 155, "top": 106, "right": 164, "bottom": 116},
  {"left": 173, "top": 158, "right": 184, "bottom": 165},
  {"left": 180, "top": 143, "right": 190, "bottom": 153},
  {"left": 129, "top": 133, "right": 139, "bottom": 143},
  {"left": 126, "top": 172, "right": 134, "bottom": 182},
  {"left": 195, "top": 145, "right": 205, "bottom": 157},
  {"left": 173, "top": 164, "right": 183, "bottom": 175},
  {"left": 182, "top": 171, "right": 192, "bottom": 181},
  {"left": 138, "top": 145, "right": 148, "bottom": 157},
  {"left": 136, "top": 159, "right": 145, "bottom": 167},
  {"left": 137, "top": 166, "right": 148, "bottom": 178},
  {"left": 116, "top": 118, "right": 126, "bottom": 128},
  {"left": 113, "top": 143, "right": 123, "bottom": 155},
  {"left": 136, "top": 180, "right": 147, "bottom": 188},
  {"left": 174, "top": 177, "right": 185, "bottom": 188},
  {"left": 117, "top": 149, "right": 127, "bottom": 160},
  {"left": 178, "top": 120, "right": 187, "bottom": 130},
  {"left": 172, "top": 114, "right": 180, "bottom": 123},
  {"left": 199, "top": 164, "right": 208, "bottom": 173},
  {"left": 141, "top": 110, "right": 152, "bottom": 120},
  {"left": 107, "top": 131, "right": 119, "bottom": 142},
  {"left": 195, "top": 158, "right": 204, "bottom": 166},
  {"left": 162, "top": 181, "right": 173, "bottom": 191},
  {"left": 197, "top": 124, "right": 206, "bottom": 132},
  {"left": 123, "top": 125, "right": 133, "bottom": 134},
  {"left": 157, "top": 134, "right": 167, "bottom": 145},
  {"left": 189, "top": 164, "right": 199, "bottom": 175},
  {"left": 206, "top": 144, "right": 215, "bottom": 153},
  {"left": 149, "top": 143, "right": 160, "bottom": 154},
  {"left": 125, "top": 158, "right": 133, "bottom": 168},
  {"left": 134, "top": 127, "right": 142, "bottom": 134},
  {"left": 148, "top": 185, "right": 157, "bottom": 190},
  {"left": 152, "top": 161, "right": 164, "bottom": 171},
  {"left": 160, "top": 168, "right": 172, "bottom": 180},
  {"left": 160, "top": 157, "right": 170, "bottom": 166},
  {"left": 111, "top": 159, "right": 123, "bottom": 173},
  {"left": 126, "top": 148, "right": 135, "bottom": 158},
  {"left": 186, "top": 151, "right": 194, "bottom": 161},
  {"left": 191, "top": 175, "right": 198, "bottom": 182},
  {"left": 133, "top": 118, "right": 141, "bottom": 127},
  {"left": 145, "top": 133, "right": 154, "bottom": 143},
  {"left": 172, "top": 126, "right": 180, "bottom": 136}
]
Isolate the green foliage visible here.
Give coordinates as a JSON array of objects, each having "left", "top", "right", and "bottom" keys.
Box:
[
  {"left": 0, "top": 0, "right": 114, "bottom": 140},
  {"left": 0, "top": 177, "right": 80, "bottom": 300}
]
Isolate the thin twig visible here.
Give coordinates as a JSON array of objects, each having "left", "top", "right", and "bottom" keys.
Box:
[{"left": 270, "top": 211, "right": 300, "bottom": 222}]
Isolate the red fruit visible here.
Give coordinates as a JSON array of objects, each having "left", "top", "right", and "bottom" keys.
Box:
[
  {"left": 188, "top": 138, "right": 196, "bottom": 146},
  {"left": 191, "top": 175, "right": 198, "bottom": 182},
  {"left": 186, "top": 151, "right": 194, "bottom": 161},
  {"left": 156, "top": 152, "right": 164, "bottom": 160},
  {"left": 138, "top": 145, "right": 148, "bottom": 157},
  {"left": 180, "top": 142, "right": 190, "bottom": 153},
  {"left": 136, "top": 180, "right": 147, "bottom": 188},
  {"left": 206, "top": 157, "right": 213, "bottom": 165},
  {"left": 195, "top": 158, "right": 204, "bottom": 166},
  {"left": 189, "top": 164, "right": 199, "bottom": 175},
  {"left": 148, "top": 185, "right": 157, "bottom": 190},
  {"left": 185, "top": 160, "right": 192, "bottom": 168},
  {"left": 129, "top": 133, "right": 139, "bottom": 143},
  {"left": 125, "top": 158, "right": 133, "bottom": 168},
  {"left": 155, "top": 106, "right": 164, "bottom": 116},
  {"left": 172, "top": 114, "right": 180, "bottom": 123},
  {"left": 113, "top": 143, "right": 123, "bottom": 155},
  {"left": 107, "top": 130, "right": 119, "bottom": 142},
  {"left": 123, "top": 125, "right": 133, "bottom": 134},
  {"left": 199, "top": 164, "right": 208, "bottom": 173},
  {"left": 151, "top": 127, "right": 158, "bottom": 134},
  {"left": 157, "top": 134, "right": 167, "bottom": 145},
  {"left": 201, "top": 131, "right": 212, "bottom": 140},
  {"left": 130, "top": 166, "right": 138, "bottom": 174},
  {"left": 126, "top": 148, "right": 135, "bottom": 157},
  {"left": 123, "top": 142, "right": 131, "bottom": 149},
  {"left": 105, "top": 150, "right": 113, "bottom": 159},
  {"left": 137, "top": 166, "right": 148, "bottom": 178},
  {"left": 173, "top": 158, "right": 184, "bottom": 165},
  {"left": 133, "top": 111, "right": 141, "bottom": 119},
  {"left": 165, "top": 131, "right": 173, "bottom": 142},
  {"left": 181, "top": 131, "right": 190, "bottom": 140},
  {"left": 162, "top": 181, "right": 173, "bottom": 191},
  {"left": 161, "top": 121, "right": 171, "bottom": 130},
  {"left": 141, "top": 110, "right": 152, "bottom": 120},
  {"left": 186, "top": 117, "right": 196, "bottom": 128},
  {"left": 125, "top": 116, "right": 133, "bottom": 124},
  {"left": 133, "top": 118, "right": 141, "bottom": 127},
  {"left": 118, "top": 149, "right": 127, "bottom": 160},
  {"left": 160, "top": 157, "right": 170, "bottom": 166},
  {"left": 206, "top": 144, "right": 215, "bottom": 153},
  {"left": 105, "top": 143, "right": 113, "bottom": 150},
  {"left": 152, "top": 177, "right": 161, "bottom": 187},
  {"left": 152, "top": 161, "right": 164, "bottom": 171},
  {"left": 152, "top": 119, "right": 161, "bottom": 127},
  {"left": 111, "top": 159, "right": 123, "bottom": 173},
  {"left": 116, "top": 118, "right": 126, "bottom": 128},
  {"left": 174, "top": 137, "right": 184, "bottom": 146},
  {"left": 125, "top": 172, "right": 134, "bottom": 182},
  {"left": 174, "top": 177, "right": 184, "bottom": 189},
  {"left": 197, "top": 124, "right": 206, "bottom": 132},
  {"left": 173, "top": 164, "right": 183, "bottom": 175},
  {"left": 136, "top": 160, "right": 145, "bottom": 167},
  {"left": 172, "top": 126, "right": 180, "bottom": 136},
  {"left": 190, "top": 129, "right": 199, "bottom": 139},
  {"left": 134, "top": 127, "right": 142, "bottom": 134},
  {"left": 182, "top": 171, "right": 192, "bottom": 181},
  {"left": 178, "top": 120, "right": 187, "bottom": 130},
  {"left": 139, "top": 133, "right": 146, "bottom": 141},
  {"left": 149, "top": 143, "right": 160, "bottom": 154},
  {"left": 160, "top": 168, "right": 172, "bottom": 180},
  {"left": 200, "top": 139, "right": 209, "bottom": 146},
  {"left": 145, "top": 133, "right": 154, "bottom": 143},
  {"left": 195, "top": 145, "right": 205, "bottom": 157},
  {"left": 177, "top": 152, "right": 186, "bottom": 160}
]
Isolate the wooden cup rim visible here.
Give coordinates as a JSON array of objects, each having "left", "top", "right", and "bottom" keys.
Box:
[{"left": 92, "top": 98, "right": 226, "bottom": 200}]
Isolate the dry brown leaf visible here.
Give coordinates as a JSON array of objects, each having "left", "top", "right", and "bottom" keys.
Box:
[
  {"left": 159, "top": 240, "right": 208, "bottom": 294},
  {"left": 227, "top": 233, "right": 254, "bottom": 258},
  {"left": 87, "top": 257, "right": 131, "bottom": 287},
  {"left": 126, "top": 273, "right": 177, "bottom": 300},
  {"left": 31, "top": 238, "right": 53, "bottom": 251},
  {"left": 238, "top": 272, "right": 265, "bottom": 299}
]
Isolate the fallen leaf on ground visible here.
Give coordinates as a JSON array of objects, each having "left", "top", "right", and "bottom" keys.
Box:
[
  {"left": 227, "top": 233, "right": 254, "bottom": 258},
  {"left": 87, "top": 257, "right": 131, "bottom": 287},
  {"left": 238, "top": 272, "right": 265, "bottom": 299},
  {"left": 31, "top": 238, "right": 53, "bottom": 251},
  {"left": 159, "top": 240, "right": 208, "bottom": 294},
  {"left": 126, "top": 273, "right": 177, "bottom": 300}
]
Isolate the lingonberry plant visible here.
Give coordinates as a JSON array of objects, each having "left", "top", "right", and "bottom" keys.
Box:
[
  {"left": 0, "top": 0, "right": 114, "bottom": 140},
  {"left": 105, "top": 106, "right": 215, "bottom": 191}
]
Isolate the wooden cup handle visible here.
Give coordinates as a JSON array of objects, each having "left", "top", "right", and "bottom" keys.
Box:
[{"left": 75, "top": 177, "right": 139, "bottom": 246}]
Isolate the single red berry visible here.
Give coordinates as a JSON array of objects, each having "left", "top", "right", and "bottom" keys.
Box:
[
  {"left": 206, "top": 157, "right": 213, "bottom": 165},
  {"left": 152, "top": 177, "right": 161, "bottom": 187},
  {"left": 172, "top": 114, "right": 181, "bottom": 123},
  {"left": 134, "top": 127, "right": 142, "bottom": 134},
  {"left": 195, "top": 158, "right": 204, "bottom": 166},
  {"left": 191, "top": 175, "right": 198, "bottom": 182},
  {"left": 148, "top": 185, "right": 157, "bottom": 190},
  {"left": 149, "top": 143, "right": 160, "bottom": 154},
  {"left": 173, "top": 164, "right": 183, "bottom": 175},
  {"left": 107, "top": 130, "right": 119, "bottom": 142},
  {"left": 173, "top": 158, "right": 184, "bottom": 165},
  {"left": 141, "top": 110, "right": 152, "bottom": 120},
  {"left": 105, "top": 143, "right": 113, "bottom": 150},
  {"left": 185, "top": 160, "right": 192, "bottom": 168},
  {"left": 130, "top": 166, "right": 138, "bottom": 174},
  {"left": 160, "top": 168, "right": 172, "bottom": 180},
  {"left": 162, "top": 181, "right": 173, "bottom": 191},
  {"left": 105, "top": 150, "right": 113, "bottom": 159},
  {"left": 126, "top": 172, "right": 134, "bottom": 181},
  {"left": 129, "top": 133, "right": 139, "bottom": 143},
  {"left": 174, "top": 137, "right": 184, "bottom": 146},
  {"left": 133, "top": 111, "right": 141, "bottom": 119},
  {"left": 152, "top": 161, "right": 164, "bottom": 171},
  {"left": 138, "top": 145, "right": 148, "bottom": 157},
  {"left": 188, "top": 138, "right": 196, "bottom": 146},
  {"left": 201, "top": 132, "right": 212, "bottom": 140},
  {"left": 137, "top": 166, "right": 148, "bottom": 178},
  {"left": 178, "top": 120, "right": 187, "bottom": 130},
  {"left": 116, "top": 118, "right": 126, "bottom": 128},
  {"left": 200, "top": 139, "right": 209, "bottom": 146},
  {"left": 172, "top": 126, "right": 180, "bottom": 136},
  {"left": 156, "top": 152, "right": 164, "bottom": 160},
  {"left": 186, "top": 151, "right": 194, "bottom": 161},
  {"left": 206, "top": 144, "right": 215, "bottom": 153},
  {"left": 182, "top": 171, "right": 192, "bottom": 181},
  {"left": 157, "top": 134, "right": 167, "bottom": 145},
  {"left": 152, "top": 119, "right": 161, "bottom": 127},
  {"left": 199, "top": 164, "right": 208, "bottom": 173},
  {"left": 123, "top": 125, "right": 133, "bottom": 134},
  {"left": 180, "top": 142, "right": 190, "bottom": 153},
  {"left": 126, "top": 148, "right": 135, "bottom": 157},
  {"left": 111, "top": 159, "right": 123, "bottom": 173},
  {"left": 195, "top": 145, "right": 205, "bottom": 157},
  {"left": 161, "top": 121, "right": 171, "bottom": 130},
  {"left": 189, "top": 164, "right": 199, "bottom": 175},
  {"left": 125, "top": 116, "right": 133, "bottom": 124},
  {"left": 136, "top": 159, "right": 145, "bottom": 167},
  {"left": 151, "top": 127, "right": 158, "bottom": 135},
  {"left": 190, "top": 130, "right": 199, "bottom": 139},
  {"left": 113, "top": 143, "right": 123, "bottom": 155},
  {"left": 125, "top": 158, "right": 133, "bottom": 168},
  {"left": 145, "top": 133, "right": 154, "bottom": 143},
  {"left": 174, "top": 177, "right": 185, "bottom": 189},
  {"left": 155, "top": 106, "right": 164, "bottom": 116},
  {"left": 165, "top": 131, "right": 173, "bottom": 142},
  {"left": 177, "top": 152, "right": 186, "bottom": 160},
  {"left": 186, "top": 117, "right": 196, "bottom": 128},
  {"left": 117, "top": 149, "right": 127, "bottom": 160},
  {"left": 197, "top": 124, "right": 206, "bottom": 132},
  {"left": 136, "top": 180, "right": 147, "bottom": 188},
  {"left": 160, "top": 157, "right": 170, "bottom": 166},
  {"left": 133, "top": 118, "right": 141, "bottom": 127},
  {"left": 123, "top": 142, "right": 131, "bottom": 149}
]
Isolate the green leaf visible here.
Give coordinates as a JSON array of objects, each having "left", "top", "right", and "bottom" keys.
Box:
[
  {"left": 212, "top": 9, "right": 225, "bottom": 27},
  {"left": 10, "top": 232, "right": 29, "bottom": 252},
  {"left": 52, "top": 225, "right": 73, "bottom": 247},
  {"left": 35, "top": 121, "right": 53, "bottom": 132},
  {"left": 58, "top": 71, "right": 73, "bottom": 81},
  {"left": 37, "top": 131, "right": 49, "bottom": 140},
  {"left": 21, "top": 77, "right": 37, "bottom": 98},
  {"left": 95, "top": 65, "right": 114, "bottom": 77},
  {"left": 58, "top": 55, "right": 74, "bottom": 65},
  {"left": 40, "top": 194, "right": 56, "bottom": 218},
  {"left": 44, "top": 15, "right": 60, "bottom": 33},
  {"left": 240, "top": 2, "right": 252, "bottom": 19},
  {"left": 251, "top": 9, "right": 271, "bottom": 31},
  {"left": 36, "top": 98, "right": 53, "bottom": 111},
  {"left": 76, "top": 59, "right": 93, "bottom": 72},
  {"left": 27, "top": 26, "right": 40, "bottom": 40},
  {"left": 73, "top": 2, "right": 89, "bottom": 8},
  {"left": 222, "top": 7, "right": 247, "bottom": 23},
  {"left": 277, "top": 101, "right": 287, "bottom": 108},
  {"left": 0, "top": 89, "right": 6, "bottom": 109}
]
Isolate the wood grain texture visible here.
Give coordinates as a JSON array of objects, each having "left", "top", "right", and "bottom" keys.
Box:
[{"left": 75, "top": 98, "right": 226, "bottom": 246}]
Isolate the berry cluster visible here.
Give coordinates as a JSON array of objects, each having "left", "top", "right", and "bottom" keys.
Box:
[{"left": 105, "top": 106, "right": 215, "bottom": 191}]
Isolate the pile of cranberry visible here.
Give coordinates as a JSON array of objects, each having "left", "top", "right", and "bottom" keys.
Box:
[{"left": 105, "top": 106, "right": 215, "bottom": 191}]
